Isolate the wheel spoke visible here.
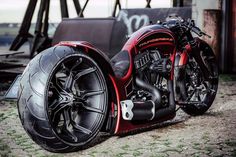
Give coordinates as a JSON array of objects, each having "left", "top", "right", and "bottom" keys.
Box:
[
  {"left": 71, "top": 58, "right": 82, "bottom": 71},
  {"left": 74, "top": 67, "right": 96, "bottom": 80},
  {"left": 82, "top": 102, "right": 104, "bottom": 114},
  {"left": 62, "top": 108, "right": 79, "bottom": 142},
  {"left": 51, "top": 100, "right": 72, "bottom": 122},
  {"left": 63, "top": 108, "right": 71, "bottom": 129},
  {"left": 197, "top": 91, "right": 201, "bottom": 101},
  {"left": 50, "top": 99, "right": 62, "bottom": 110},
  {"left": 81, "top": 90, "right": 104, "bottom": 98},
  {"left": 64, "top": 73, "right": 74, "bottom": 92},
  {"left": 61, "top": 63, "right": 70, "bottom": 73},
  {"left": 50, "top": 81, "right": 66, "bottom": 96},
  {"left": 187, "top": 89, "right": 195, "bottom": 101},
  {"left": 51, "top": 100, "right": 69, "bottom": 112},
  {"left": 73, "top": 95, "right": 86, "bottom": 102},
  {"left": 50, "top": 73, "right": 72, "bottom": 97},
  {"left": 67, "top": 130, "right": 78, "bottom": 142},
  {"left": 49, "top": 81, "right": 73, "bottom": 116},
  {"left": 72, "top": 123, "right": 92, "bottom": 135},
  {"left": 200, "top": 102, "right": 208, "bottom": 107},
  {"left": 50, "top": 82, "right": 60, "bottom": 94},
  {"left": 200, "top": 88, "right": 216, "bottom": 95},
  {"left": 61, "top": 127, "right": 78, "bottom": 142},
  {"left": 200, "top": 89, "right": 208, "bottom": 95}
]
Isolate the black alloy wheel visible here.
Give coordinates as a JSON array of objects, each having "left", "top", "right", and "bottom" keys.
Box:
[
  {"left": 47, "top": 54, "right": 108, "bottom": 146},
  {"left": 182, "top": 45, "right": 218, "bottom": 115}
]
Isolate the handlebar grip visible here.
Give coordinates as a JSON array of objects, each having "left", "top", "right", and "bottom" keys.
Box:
[
  {"left": 192, "top": 26, "right": 211, "bottom": 38},
  {"left": 191, "top": 26, "right": 202, "bottom": 36}
]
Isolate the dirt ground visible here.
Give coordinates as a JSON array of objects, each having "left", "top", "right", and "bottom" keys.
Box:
[{"left": 0, "top": 75, "right": 235, "bottom": 157}]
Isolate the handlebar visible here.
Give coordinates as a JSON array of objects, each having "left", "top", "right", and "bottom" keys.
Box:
[
  {"left": 180, "top": 19, "right": 211, "bottom": 38},
  {"left": 161, "top": 18, "right": 211, "bottom": 38}
]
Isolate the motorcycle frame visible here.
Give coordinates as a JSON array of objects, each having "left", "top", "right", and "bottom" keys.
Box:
[{"left": 58, "top": 24, "right": 177, "bottom": 134}]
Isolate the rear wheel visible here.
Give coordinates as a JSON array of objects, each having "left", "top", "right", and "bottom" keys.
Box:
[
  {"left": 181, "top": 44, "right": 218, "bottom": 115},
  {"left": 18, "top": 46, "right": 108, "bottom": 152}
]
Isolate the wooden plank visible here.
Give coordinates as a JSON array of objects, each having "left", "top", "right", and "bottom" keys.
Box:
[
  {"left": 0, "top": 50, "right": 24, "bottom": 57},
  {"left": 0, "top": 67, "right": 25, "bottom": 74},
  {"left": 0, "top": 62, "right": 26, "bottom": 70}
]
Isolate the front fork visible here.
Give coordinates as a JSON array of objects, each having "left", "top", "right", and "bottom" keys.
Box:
[
  {"left": 174, "top": 39, "right": 212, "bottom": 103},
  {"left": 174, "top": 49, "right": 188, "bottom": 101}
]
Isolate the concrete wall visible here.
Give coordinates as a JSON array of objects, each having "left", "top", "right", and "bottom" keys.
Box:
[{"left": 192, "top": 0, "right": 221, "bottom": 29}]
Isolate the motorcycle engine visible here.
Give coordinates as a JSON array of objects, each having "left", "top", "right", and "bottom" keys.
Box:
[
  {"left": 132, "top": 49, "right": 172, "bottom": 108},
  {"left": 134, "top": 49, "right": 172, "bottom": 77},
  {"left": 121, "top": 49, "right": 172, "bottom": 121}
]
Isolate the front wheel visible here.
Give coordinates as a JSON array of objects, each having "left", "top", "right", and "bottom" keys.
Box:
[
  {"left": 17, "top": 46, "right": 108, "bottom": 152},
  {"left": 181, "top": 43, "right": 218, "bottom": 115}
]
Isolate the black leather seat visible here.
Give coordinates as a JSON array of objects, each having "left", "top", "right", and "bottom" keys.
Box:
[{"left": 111, "top": 50, "right": 130, "bottom": 78}]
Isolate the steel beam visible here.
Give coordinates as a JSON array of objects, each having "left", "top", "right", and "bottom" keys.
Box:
[
  {"left": 60, "top": 0, "right": 69, "bottom": 18},
  {"left": 9, "top": 0, "right": 38, "bottom": 51},
  {"left": 146, "top": 0, "right": 151, "bottom": 8},
  {"left": 73, "top": 0, "right": 83, "bottom": 17},
  {"left": 30, "top": 0, "right": 51, "bottom": 58},
  {"left": 112, "top": 0, "right": 121, "bottom": 17},
  {"left": 9, "top": 0, "right": 87, "bottom": 58},
  {"left": 173, "top": 0, "right": 184, "bottom": 7},
  {"left": 78, "top": 0, "right": 89, "bottom": 17}
]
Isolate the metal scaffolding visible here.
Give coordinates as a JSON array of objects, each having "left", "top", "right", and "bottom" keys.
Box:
[
  {"left": 9, "top": 0, "right": 187, "bottom": 58},
  {"left": 9, "top": 0, "right": 86, "bottom": 58}
]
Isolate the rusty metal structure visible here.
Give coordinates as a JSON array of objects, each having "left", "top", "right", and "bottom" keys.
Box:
[{"left": 9, "top": 0, "right": 88, "bottom": 58}]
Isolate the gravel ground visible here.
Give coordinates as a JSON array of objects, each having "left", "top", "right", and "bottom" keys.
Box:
[{"left": 0, "top": 76, "right": 235, "bottom": 157}]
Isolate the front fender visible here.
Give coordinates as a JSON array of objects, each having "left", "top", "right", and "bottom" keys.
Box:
[{"left": 192, "top": 38, "right": 217, "bottom": 79}]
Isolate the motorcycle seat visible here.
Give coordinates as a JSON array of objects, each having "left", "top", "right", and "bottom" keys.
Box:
[{"left": 111, "top": 50, "right": 130, "bottom": 78}]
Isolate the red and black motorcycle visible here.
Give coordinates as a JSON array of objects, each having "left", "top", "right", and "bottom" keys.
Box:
[{"left": 17, "top": 17, "right": 218, "bottom": 152}]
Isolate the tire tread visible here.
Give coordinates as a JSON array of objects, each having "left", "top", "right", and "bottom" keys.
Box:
[{"left": 17, "top": 46, "right": 84, "bottom": 152}]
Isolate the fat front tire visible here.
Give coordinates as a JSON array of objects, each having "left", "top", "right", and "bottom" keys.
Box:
[
  {"left": 17, "top": 46, "right": 108, "bottom": 152},
  {"left": 181, "top": 43, "right": 218, "bottom": 116}
]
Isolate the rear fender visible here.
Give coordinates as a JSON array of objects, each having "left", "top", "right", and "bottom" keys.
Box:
[{"left": 58, "top": 41, "right": 114, "bottom": 75}]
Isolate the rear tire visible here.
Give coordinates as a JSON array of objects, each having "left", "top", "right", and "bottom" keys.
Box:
[{"left": 17, "top": 46, "right": 108, "bottom": 152}]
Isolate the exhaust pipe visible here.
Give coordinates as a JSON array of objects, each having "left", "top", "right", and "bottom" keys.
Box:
[
  {"left": 121, "top": 77, "right": 175, "bottom": 121},
  {"left": 135, "top": 77, "right": 162, "bottom": 108}
]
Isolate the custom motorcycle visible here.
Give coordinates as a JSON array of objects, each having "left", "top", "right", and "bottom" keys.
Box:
[{"left": 17, "top": 17, "right": 218, "bottom": 152}]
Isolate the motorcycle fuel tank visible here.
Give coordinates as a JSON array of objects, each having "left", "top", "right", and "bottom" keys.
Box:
[{"left": 123, "top": 24, "right": 176, "bottom": 54}]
